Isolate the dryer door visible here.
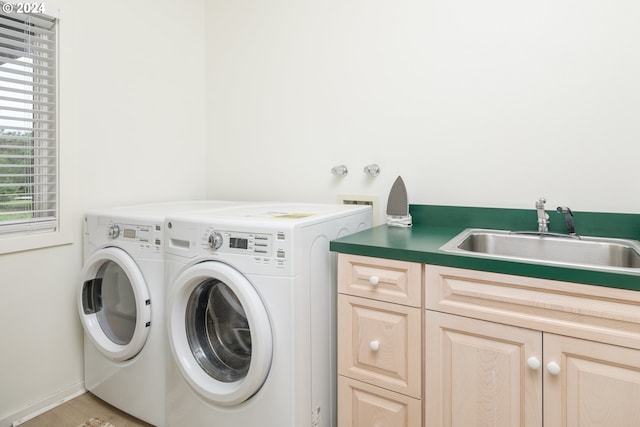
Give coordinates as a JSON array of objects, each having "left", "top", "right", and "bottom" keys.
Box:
[
  {"left": 78, "top": 247, "right": 151, "bottom": 362},
  {"left": 168, "top": 261, "right": 272, "bottom": 406}
]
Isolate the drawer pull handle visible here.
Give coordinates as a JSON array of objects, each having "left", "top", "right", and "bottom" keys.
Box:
[
  {"left": 369, "top": 340, "right": 380, "bottom": 351},
  {"left": 369, "top": 276, "right": 380, "bottom": 286},
  {"left": 547, "top": 361, "right": 561, "bottom": 376},
  {"left": 527, "top": 356, "right": 541, "bottom": 370}
]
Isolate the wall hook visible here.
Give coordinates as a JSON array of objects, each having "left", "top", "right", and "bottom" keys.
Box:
[
  {"left": 363, "top": 164, "right": 380, "bottom": 177},
  {"left": 331, "top": 165, "right": 348, "bottom": 177}
]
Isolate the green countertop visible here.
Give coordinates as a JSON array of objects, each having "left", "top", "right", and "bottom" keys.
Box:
[{"left": 330, "top": 205, "right": 640, "bottom": 291}]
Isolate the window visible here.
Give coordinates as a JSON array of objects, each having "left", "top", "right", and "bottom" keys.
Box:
[{"left": 0, "top": 6, "right": 57, "bottom": 237}]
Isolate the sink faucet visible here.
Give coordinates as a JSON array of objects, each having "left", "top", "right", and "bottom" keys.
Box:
[
  {"left": 556, "top": 206, "right": 575, "bottom": 235},
  {"left": 536, "top": 198, "right": 549, "bottom": 233}
]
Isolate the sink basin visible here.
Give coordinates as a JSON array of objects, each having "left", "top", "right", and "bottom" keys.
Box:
[{"left": 440, "top": 229, "right": 640, "bottom": 271}]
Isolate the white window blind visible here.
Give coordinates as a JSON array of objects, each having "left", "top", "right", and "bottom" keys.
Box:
[{"left": 0, "top": 6, "right": 57, "bottom": 236}]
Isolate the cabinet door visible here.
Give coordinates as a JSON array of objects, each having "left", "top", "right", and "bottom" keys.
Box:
[
  {"left": 426, "top": 311, "right": 543, "bottom": 427},
  {"left": 338, "top": 295, "right": 422, "bottom": 397},
  {"left": 544, "top": 334, "right": 640, "bottom": 427},
  {"left": 338, "top": 376, "right": 421, "bottom": 427}
]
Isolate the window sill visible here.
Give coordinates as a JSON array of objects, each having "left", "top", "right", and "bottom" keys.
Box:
[{"left": 0, "top": 229, "right": 73, "bottom": 254}]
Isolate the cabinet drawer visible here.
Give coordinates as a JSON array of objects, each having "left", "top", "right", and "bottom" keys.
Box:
[
  {"left": 338, "top": 254, "right": 422, "bottom": 307},
  {"left": 338, "top": 376, "right": 421, "bottom": 427},
  {"left": 338, "top": 294, "right": 422, "bottom": 398},
  {"left": 426, "top": 264, "right": 640, "bottom": 350}
]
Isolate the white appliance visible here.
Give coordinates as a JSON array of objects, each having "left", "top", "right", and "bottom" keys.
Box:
[
  {"left": 78, "top": 200, "right": 242, "bottom": 427},
  {"left": 165, "top": 203, "right": 372, "bottom": 427}
]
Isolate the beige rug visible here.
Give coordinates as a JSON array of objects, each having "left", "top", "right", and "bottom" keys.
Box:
[{"left": 77, "top": 418, "right": 115, "bottom": 427}]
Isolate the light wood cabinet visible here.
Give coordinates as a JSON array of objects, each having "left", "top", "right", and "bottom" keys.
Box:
[
  {"left": 336, "top": 254, "right": 640, "bottom": 427},
  {"left": 338, "top": 376, "right": 421, "bottom": 427},
  {"left": 426, "top": 310, "right": 542, "bottom": 427},
  {"left": 337, "top": 254, "right": 423, "bottom": 427},
  {"left": 544, "top": 333, "right": 640, "bottom": 427},
  {"left": 338, "top": 254, "right": 422, "bottom": 307},
  {"left": 338, "top": 295, "right": 422, "bottom": 397},
  {"left": 425, "top": 265, "right": 640, "bottom": 427}
]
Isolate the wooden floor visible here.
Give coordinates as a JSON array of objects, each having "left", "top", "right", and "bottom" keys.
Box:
[{"left": 18, "top": 392, "right": 154, "bottom": 427}]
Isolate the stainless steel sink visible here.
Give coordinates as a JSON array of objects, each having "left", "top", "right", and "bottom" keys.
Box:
[{"left": 440, "top": 229, "right": 640, "bottom": 271}]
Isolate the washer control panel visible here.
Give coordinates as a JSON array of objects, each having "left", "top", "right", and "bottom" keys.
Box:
[{"left": 202, "top": 229, "right": 273, "bottom": 256}]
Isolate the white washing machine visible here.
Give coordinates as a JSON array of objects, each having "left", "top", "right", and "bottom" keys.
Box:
[
  {"left": 165, "top": 203, "right": 372, "bottom": 427},
  {"left": 78, "top": 200, "right": 245, "bottom": 427}
]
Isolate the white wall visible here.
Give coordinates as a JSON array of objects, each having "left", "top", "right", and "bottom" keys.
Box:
[
  {"left": 0, "top": 0, "right": 207, "bottom": 424},
  {"left": 204, "top": 0, "right": 640, "bottom": 222}
]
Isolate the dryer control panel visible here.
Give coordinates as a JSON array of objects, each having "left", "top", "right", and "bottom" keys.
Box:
[
  {"left": 103, "top": 217, "right": 164, "bottom": 252},
  {"left": 84, "top": 214, "right": 164, "bottom": 260}
]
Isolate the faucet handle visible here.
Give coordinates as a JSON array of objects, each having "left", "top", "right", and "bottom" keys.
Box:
[{"left": 536, "top": 198, "right": 549, "bottom": 233}]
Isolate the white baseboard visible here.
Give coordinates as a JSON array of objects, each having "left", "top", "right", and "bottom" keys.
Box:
[{"left": 1, "top": 382, "right": 86, "bottom": 427}]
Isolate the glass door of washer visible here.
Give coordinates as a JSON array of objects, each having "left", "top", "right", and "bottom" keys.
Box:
[
  {"left": 78, "top": 247, "right": 151, "bottom": 362},
  {"left": 168, "top": 261, "right": 272, "bottom": 406}
]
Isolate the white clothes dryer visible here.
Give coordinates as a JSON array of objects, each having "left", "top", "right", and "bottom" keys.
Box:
[
  {"left": 165, "top": 203, "right": 372, "bottom": 427},
  {"left": 78, "top": 200, "right": 243, "bottom": 427}
]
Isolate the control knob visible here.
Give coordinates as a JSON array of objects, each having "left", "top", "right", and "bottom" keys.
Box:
[
  {"left": 107, "top": 224, "right": 120, "bottom": 239},
  {"left": 208, "top": 232, "right": 223, "bottom": 250}
]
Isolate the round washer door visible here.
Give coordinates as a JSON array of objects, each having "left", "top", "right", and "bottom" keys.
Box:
[
  {"left": 168, "top": 261, "right": 272, "bottom": 406},
  {"left": 78, "top": 247, "right": 151, "bottom": 362}
]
